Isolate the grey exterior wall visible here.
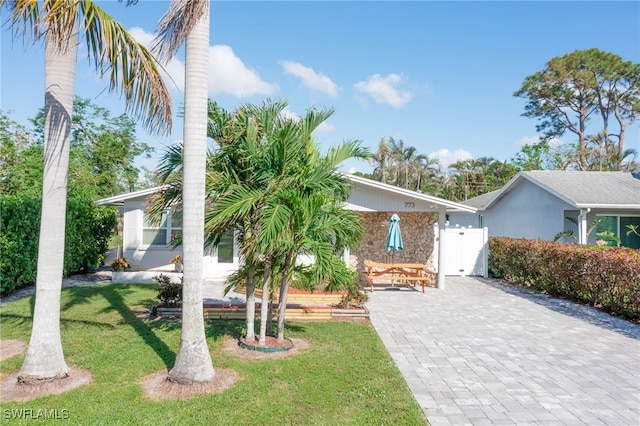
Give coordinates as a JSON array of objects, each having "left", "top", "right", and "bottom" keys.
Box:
[{"left": 449, "top": 180, "right": 574, "bottom": 241}]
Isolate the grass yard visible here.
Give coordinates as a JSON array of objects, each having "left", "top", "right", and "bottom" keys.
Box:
[
  {"left": 1, "top": 284, "right": 426, "bottom": 425},
  {"left": 108, "top": 233, "right": 123, "bottom": 250}
]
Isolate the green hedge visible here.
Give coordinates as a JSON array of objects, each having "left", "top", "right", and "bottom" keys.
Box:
[
  {"left": 0, "top": 195, "right": 116, "bottom": 295},
  {"left": 488, "top": 237, "right": 640, "bottom": 320}
]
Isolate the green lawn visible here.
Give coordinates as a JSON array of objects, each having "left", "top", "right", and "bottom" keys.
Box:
[
  {"left": 108, "top": 233, "right": 123, "bottom": 250},
  {"left": 1, "top": 284, "right": 426, "bottom": 425}
]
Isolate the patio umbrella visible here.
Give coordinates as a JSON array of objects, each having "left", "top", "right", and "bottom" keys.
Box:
[{"left": 385, "top": 213, "right": 403, "bottom": 263}]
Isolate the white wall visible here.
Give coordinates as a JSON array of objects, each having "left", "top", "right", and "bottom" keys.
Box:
[{"left": 119, "top": 197, "right": 240, "bottom": 278}]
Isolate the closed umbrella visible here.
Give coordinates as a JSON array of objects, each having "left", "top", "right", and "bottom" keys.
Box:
[{"left": 385, "top": 213, "right": 403, "bottom": 264}]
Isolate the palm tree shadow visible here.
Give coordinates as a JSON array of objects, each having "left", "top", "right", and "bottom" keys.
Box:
[
  {"left": 204, "top": 320, "right": 307, "bottom": 340},
  {"left": 99, "top": 286, "right": 176, "bottom": 369}
]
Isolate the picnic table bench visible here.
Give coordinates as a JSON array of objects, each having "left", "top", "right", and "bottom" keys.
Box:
[{"left": 363, "top": 261, "right": 435, "bottom": 293}]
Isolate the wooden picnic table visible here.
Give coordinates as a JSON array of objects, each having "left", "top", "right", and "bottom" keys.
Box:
[{"left": 363, "top": 261, "right": 435, "bottom": 293}]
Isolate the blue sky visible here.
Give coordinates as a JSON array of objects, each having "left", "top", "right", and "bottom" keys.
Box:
[{"left": 1, "top": 1, "right": 639, "bottom": 175}]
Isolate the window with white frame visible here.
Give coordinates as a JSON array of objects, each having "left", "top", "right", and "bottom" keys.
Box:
[
  {"left": 143, "top": 210, "right": 182, "bottom": 246},
  {"left": 595, "top": 215, "right": 640, "bottom": 248}
]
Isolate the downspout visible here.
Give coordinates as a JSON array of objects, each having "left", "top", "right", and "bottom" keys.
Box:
[{"left": 578, "top": 208, "right": 590, "bottom": 245}]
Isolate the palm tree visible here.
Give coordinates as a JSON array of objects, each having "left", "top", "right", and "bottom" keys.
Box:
[
  {"left": 371, "top": 137, "right": 390, "bottom": 184},
  {"left": 205, "top": 100, "right": 295, "bottom": 345},
  {"left": 413, "top": 156, "right": 441, "bottom": 192},
  {"left": 153, "top": 0, "right": 214, "bottom": 384},
  {"left": 2, "top": 0, "right": 171, "bottom": 385},
  {"left": 153, "top": 100, "right": 370, "bottom": 346},
  {"left": 269, "top": 161, "right": 366, "bottom": 342}
]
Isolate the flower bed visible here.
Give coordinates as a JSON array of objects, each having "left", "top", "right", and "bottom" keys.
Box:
[{"left": 155, "top": 303, "right": 369, "bottom": 321}]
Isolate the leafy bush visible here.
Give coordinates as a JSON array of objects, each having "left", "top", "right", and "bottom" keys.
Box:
[
  {"left": 111, "top": 257, "right": 131, "bottom": 272},
  {"left": 0, "top": 196, "right": 40, "bottom": 295},
  {"left": 64, "top": 198, "right": 116, "bottom": 275},
  {"left": 338, "top": 287, "right": 369, "bottom": 308},
  {"left": 154, "top": 274, "right": 183, "bottom": 307},
  {"left": 489, "top": 237, "right": 640, "bottom": 320},
  {"left": 0, "top": 195, "right": 116, "bottom": 295}
]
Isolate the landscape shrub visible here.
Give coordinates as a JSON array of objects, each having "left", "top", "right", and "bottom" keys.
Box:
[
  {"left": 111, "top": 257, "right": 131, "bottom": 272},
  {"left": 489, "top": 237, "right": 640, "bottom": 320},
  {"left": 0, "top": 195, "right": 116, "bottom": 295},
  {"left": 0, "top": 196, "right": 40, "bottom": 295},
  {"left": 64, "top": 197, "right": 116, "bottom": 276},
  {"left": 154, "top": 273, "right": 183, "bottom": 307}
]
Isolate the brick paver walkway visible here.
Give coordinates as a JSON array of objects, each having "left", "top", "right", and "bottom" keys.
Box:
[{"left": 366, "top": 277, "right": 640, "bottom": 426}]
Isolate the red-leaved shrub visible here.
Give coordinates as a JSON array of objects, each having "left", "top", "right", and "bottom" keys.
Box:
[{"left": 489, "top": 237, "right": 640, "bottom": 320}]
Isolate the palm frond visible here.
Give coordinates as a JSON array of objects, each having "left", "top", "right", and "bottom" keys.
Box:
[
  {"left": 152, "top": 0, "right": 208, "bottom": 63},
  {"left": 78, "top": 0, "right": 172, "bottom": 136}
]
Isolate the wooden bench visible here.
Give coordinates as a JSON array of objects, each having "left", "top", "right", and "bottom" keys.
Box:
[{"left": 363, "top": 261, "right": 435, "bottom": 293}]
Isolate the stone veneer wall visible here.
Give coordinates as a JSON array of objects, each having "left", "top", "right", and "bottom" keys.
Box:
[{"left": 350, "top": 212, "right": 436, "bottom": 281}]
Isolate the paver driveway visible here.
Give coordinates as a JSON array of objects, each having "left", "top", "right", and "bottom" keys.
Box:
[{"left": 366, "top": 276, "right": 640, "bottom": 426}]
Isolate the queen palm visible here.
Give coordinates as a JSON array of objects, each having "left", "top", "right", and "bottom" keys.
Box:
[
  {"left": 210, "top": 105, "right": 369, "bottom": 343},
  {"left": 154, "top": 100, "right": 370, "bottom": 345},
  {"left": 153, "top": 0, "right": 214, "bottom": 384},
  {"left": 2, "top": 0, "right": 171, "bottom": 385},
  {"left": 204, "top": 100, "right": 294, "bottom": 345},
  {"left": 268, "top": 177, "right": 365, "bottom": 343},
  {"left": 154, "top": 100, "right": 290, "bottom": 345}
]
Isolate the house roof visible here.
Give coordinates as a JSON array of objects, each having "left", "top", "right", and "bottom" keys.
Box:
[
  {"left": 469, "top": 171, "right": 640, "bottom": 211},
  {"left": 346, "top": 174, "right": 476, "bottom": 213},
  {"left": 94, "top": 185, "right": 168, "bottom": 206},
  {"left": 94, "top": 175, "right": 477, "bottom": 213},
  {"left": 459, "top": 189, "right": 500, "bottom": 209}
]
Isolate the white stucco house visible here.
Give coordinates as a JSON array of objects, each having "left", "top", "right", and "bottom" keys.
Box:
[
  {"left": 448, "top": 171, "right": 640, "bottom": 248},
  {"left": 95, "top": 174, "right": 477, "bottom": 288}
]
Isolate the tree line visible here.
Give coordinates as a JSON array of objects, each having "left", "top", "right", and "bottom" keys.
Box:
[{"left": 361, "top": 49, "right": 639, "bottom": 202}]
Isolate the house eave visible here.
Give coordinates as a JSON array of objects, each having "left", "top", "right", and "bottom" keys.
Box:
[
  {"left": 345, "top": 174, "right": 477, "bottom": 213},
  {"left": 94, "top": 185, "right": 168, "bottom": 206},
  {"left": 575, "top": 203, "right": 640, "bottom": 211}
]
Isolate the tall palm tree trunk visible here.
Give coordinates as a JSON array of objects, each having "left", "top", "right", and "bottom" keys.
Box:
[
  {"left": 276, "top": 251, "right": 294, "bottom": 342},
  {"left": 18, "top": 32, "right": 76, "bottom": 384},
  {"left": 259, "top": 261, "right": 272, "bottom": 345},
  {"left": 245, "top": 265, "right": 256, "bottom": 341},
  {"left": 167, "top": 3, "right": 214, "bottom": 384}
]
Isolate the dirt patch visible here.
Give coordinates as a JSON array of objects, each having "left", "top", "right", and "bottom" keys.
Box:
[
  {"left": 141, "top": 368, "right": 239, "bottom": 400},
  {"left": 223, "top": 336, "right": 310, "bottom": 360},
  {"left": 0, "top": 367, "right": 92, "bottom": 402},
  {"left": 0, "top": 340, "right": 25, "bottom": 361}
]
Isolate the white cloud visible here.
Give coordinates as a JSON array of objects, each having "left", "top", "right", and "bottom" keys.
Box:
[
  {"left": 516, "top": 136, "right": 564, "bottom": 149},
  {"left": 127, "top": 28, "right": 276, "bottom": 98},
  {"left": 428, "top": 148, "right": 473, "bottom": 170},
  {"left": 128, "top": 26, "right": 153, "bottom": 47},
  {"left": 280, "top": 61, "right": 340, "bottom": 97},
  {"left": 210, "top": 45, "right": 277, "bottom": 97},
  {"left": 353, "top": 73, "right": 413, "bottom": 107},
  {"left": 315, "top": 121, "right": 335, "bottom": 133},
  {"left": 280, "top": 106, "right": 301, "bottom": 122}
]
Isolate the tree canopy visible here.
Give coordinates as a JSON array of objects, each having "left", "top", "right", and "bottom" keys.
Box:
[
  {"left": 0, "top": 99, "right": 154, "bottom": 199},
  {"left": 514, "top": 48, "right": 640, "bottom": 171}
]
